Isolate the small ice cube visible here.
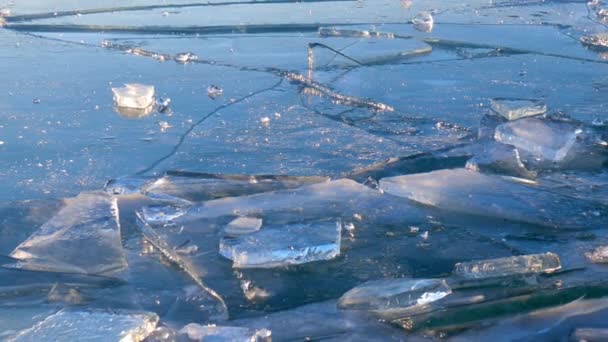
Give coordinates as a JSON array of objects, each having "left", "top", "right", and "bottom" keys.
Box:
[
  {"left": 490, "top": 98, "right": 547, "bottom": 121},
  {"left": 412, "top": 12, "right": 433, "bottom": 32},
  {"left": 338, "top": 278, "right": 451, "bottom": 312},
  {"left": 179, "top": 323, "right": 271, "bottom": 342},
  {"left": 219, "top": 219, "right": 342, "bottom": 268},
  {"left": 225, "top": 217, "right": 263, "bottom": 236},
  {"left": 11, "top": 309, "right": 159, "bottom": 341},
  {"left": 585, "top": 246, "right": 608, "bottom": 264},
  {"left": 175, "top": 52, "right": 198, "bottom": 63},
  {"left": 112, "top": 83, "right": 155, "bottom": 109},
  {"left": 207, "top": 85, "right": 223, "bottom": 99},
  {"left": 453, "top": 252, "right": 562, "bottom": 280},
  {"left": 494, "top": 117, "right": 582, "bottom": 162}
]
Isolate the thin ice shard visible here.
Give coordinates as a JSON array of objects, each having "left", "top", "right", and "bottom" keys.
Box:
[
  {"left": 219, "top": 219, "right": 342, "bottom": 268},
  {"left": 9, "top": 192, "right": 127, "bottom": 276},
  {"left": 11, "top": 309, "right": 158, "bottom": 342},
  {"left": 585, "top": 246, "right": 608, "bottom": 264},
  {"left": 179, "top": 323, "right": 271, "bottom": 342},
  {"left": 489, "top": 98, "right": 547, "bottom": 121},
  {"left": 379, "top": 168, "right": 606, "bottom": 229},
  {"left": 338, "top": 278, "right": 451, "bottom": 313},
  {"left": 453, "top": 253, "right": 562, "bottom": 280}
]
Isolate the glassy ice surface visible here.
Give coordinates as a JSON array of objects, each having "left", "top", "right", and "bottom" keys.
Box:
[
  {"left": 11, "top": 309, "right": 159, "bottom": 341},
  {"left": 220, "top": 219, "right": 342, "bottom": 268},
  {"left": 2, "top": 0, "right": 608, "bottom": 340},
  {"left": 338, "top": 278, "right": 451, "bottom": 312},
  {"left": 179, "top": 323, "right": 271, "bottom": 342},
  {"left": 8, "top": 191, "right": 127, "bottom": 276},
  {"left": 112, "top": 83, "right": 155, "bottom": 110},
  {"left": 453, "top": 252, "right": 562, "bottom": 280}
]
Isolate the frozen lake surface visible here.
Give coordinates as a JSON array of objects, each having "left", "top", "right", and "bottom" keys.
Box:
[{"left": 1, "top": 0, "right": 608, "bottom": 340}]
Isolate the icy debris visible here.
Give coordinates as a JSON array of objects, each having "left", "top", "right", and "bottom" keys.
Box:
[
  {"left": 494, "top": 117, "right": 582, "bottom": 162},
  {"left": 47, "top": 283, "right": 83, "bottom": 305},
  {"left": 220, "top": 219, "right": 342, "bottom": 268},
  {"left": 479, "top": 114, "right": 507, "bottom": 139},
  {"left": 141, "top": 205, "right": 188, "bottom": 225},
  {"left": 379, "top": 168, "right": 606, "bottom": 228},
  {"left": 144, "top": 326, "right": 177, "bottom": 342},
  {"left": 260, "top": 117, "right": 270, "bottom": 126},
  {"left": 175, "top": 52, "right": 198, "bottom": 63},
  {"left": 225, "top": 217, "right": 263, "bottom": 236},
  {"left": 104, "top": 176, "right": 154, "bottom": 195},
  {"left": 490, "top": 98, "right": 547, "bottom": 121},
  {"left": 581, "top": 33, "right": 608, "bottom": 50},
  {"left": 338, "top": 278, "right": 451, "bottom": 312},
  {"left": 11, "top": 309, "right": 158, "bottom": 342},
  {"left": 9, "top": 192, "right": 127, "bottom": 276},
  {"left": 156, "top": 97, "right": 171, "bottom": 113},
  {"left": 412, "top": 11, "right": 434, "bottom": 32},
  {"left": 453, "top": 252, "right": 561, "bottom": 280},
  {"left": 179, "top": 323, "right": 271, "bottom": 342},
  {"left": 112, "top": 83, "right": 155, "bottom": 110},
  {"left": 0, "top": 8, "right": 10, "bottom": 17},
  {"left": 571, "top": 328, "right": 608, "bottom": 342},
  {"left": 207, "top": 85, "right": 223, "bottom": 99},
  {"left": 585, "top": 246, "right": 608, "bottom": 263},
  {"left": 465, "top": 142, "right": 536, "bottom": 179},
  {"left": 318, "top": 27, "right": 395, "bottom": 39}
]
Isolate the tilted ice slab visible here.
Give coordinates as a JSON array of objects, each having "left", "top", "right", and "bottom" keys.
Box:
[
  {"left": 179, "top": 323, "right": 271, "bottom": 342},
  {"left": 9, "top": 192, "right": 127, "bottom": 276},
  {"left": 10, "top": 309, "right": 158, "bottom": 342},
  {"left": 379, "top": 169, "right": 606, "bottom": 229},
  {"left": 219, "top": 219, "right": 342, "bottom": 268},
  {"left": 490, "top": 98, "right": 547, "bottom": 121},
  {"left": 494, "top": 117, "right": 582, "bottom": 162},
  {"left": 338, "top": 278, "right": 451, "bottom": 315}
]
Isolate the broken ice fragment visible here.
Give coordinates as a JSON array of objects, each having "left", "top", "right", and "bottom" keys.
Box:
[
  {"left": 207, "top": 85, "right": 223, "bottom": 99},
  {"left": 494, "top": 117, "right": 582, "bottom": 162},
  {"left": 338, "top": 278, "right": 451, "bottom": 313},
  {"left": 571, "top": 328, "right": 608, "bottom": 342},
  {"left": 175, "top": 52, "right": 198, "bottom": 63},
  {"left": 453, "top": 252, "right": 561, "bottom": 280},
  {"left": 465, "top": 142, "right": 536, "bottom": 179},
  {"left": 219, "top": 219, "right": 342, "bottom": 268},
  {"left": 225, "top": 217, "right": 263, "bottom": 236},
  {"left": 11, "top": 309, "right": 158, "bottom": 342},
  {"left": 581, "top": 33, "right": 608, "bottom": 50},
  {"left": 379, "top": 168, "right": 606, "bottom": 228},
  {"left": 179, "top": 324, "right": 271, "bottom": 342},
  {"left": 585, "top": 246, "right": 608, "bottom": 264},
  {"left": 112, "top": 83, "right": 155, "bottom": 110},
  {"left": 490, "top": 98, "right": 547, "bottom": 121},
  {"left": 9, "top": 192, "right": 127, "bottom": 276},
  {"left": 0, "top": 8, "right": 10, "bottom": 17},
  {"left": 412, "top": 11, "right": 434, "bottom": 32}
]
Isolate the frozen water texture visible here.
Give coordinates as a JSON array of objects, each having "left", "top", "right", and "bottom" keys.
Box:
[
  {"left": 179, "top": 323, "right": 271, "bottom": 342},
  {"left": 224, "top": 216, "right": 263, "bottom": 237},
  {"left": 338, "top": 278, "right": 451, "bottom": 312},
  {"left": 412, "top": 11, "right": 434, "bottom": 32},
  {"left": 465, "top": 142, "right": 536, "bottom": 179},
  {"left": 585, "top": 246, "right": 608, "bottom": 264},
  {"left": 379, "top": 168, "right": 606, "bottom": 228},
  {"left": 453, "top": 252, "right": 562, "bottom": 279},
  {"left": 489, "top": 98, "right": 547, "bottom": 121},
  {"left": 11, "top": 309, "right": 159, "bottom": 342},
  {"left": 219, "top": 219, "right": 342, "bottom": 268},
  {"left": 111, "top": 83, "right": 155, "bottom": 110},
  {"left": 9, "top": 192, "right": 127, "bottom": 276},
  {"left": 494, "top": 117, "right": 582, "bottom": 162}
]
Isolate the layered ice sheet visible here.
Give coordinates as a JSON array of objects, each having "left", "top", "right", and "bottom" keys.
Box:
[
  {"left": 453, "top": 253, "right": 562, "bottom": 280},
  {"left": 489, "top": 98, "right": 547, "bottom": 121},
  {"left": 220, "top": 219, "right": 342, "bottom": 268},
  {"left": 11, "top": 309, "right": 158, "bottom": 341},
  {"left": 379, "top": 168, "right": 606, "bottom": 228},
  {"left": 9, "top": 192, "right": 127, "bottom": 276}
]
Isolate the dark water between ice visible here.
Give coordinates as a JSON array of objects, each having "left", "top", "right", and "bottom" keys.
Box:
[{"left": 1, "top": 0, "right": 608, "bottom": 341}]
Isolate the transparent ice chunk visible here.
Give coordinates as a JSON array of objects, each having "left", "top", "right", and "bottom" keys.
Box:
[
  {"left": 111, "top": 83, "right": 155, "bottom": 110},
  {"left": 489, "top": 98, "right": 547, "bottom": 121},
  {"left": 207, "top": 85, "right": 223, "bottom": 99},
  {"left": 494, "top": 117, "right": 584, "bottom": 162},
  {"left": 224, "top": 217, "right": 263, "bottom": 237},
  {"left": 337, "top": 278, "right": 451, "bottom": 312},
  {"left": 179, "top": 323, "right": 271, "bottom": 342},
  {"left": 219, "top": 219, "right": 342, "bottom": 268},
  {"left": 379, "top": 168, "right": 606, "bottom": 228},
  {"left": 412, "top": 11, "right": 434, "bottom": 32},
  {"left": 174, "top": 52, "right": 198, "bottom": 63},
  {"left": 104, "top": 176, "right": 154, "bottom": 196},
  {"left": 581, "top": 33, "right": 608, "bottom": 50},
  {"left": 9, "top": 192, "right": 127, "bottom": 276},
  {"left": 453, "top": 252, "right": 561, "bottom": 280},
  {"left": 11, "top": 309, "right": 159, "bottom": 342},
  {"left": 465, "top": 142, "right": 536, "bottom": 179},
  {"left": 585, "top": 246, "right": 608, "bottom": 264}
]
